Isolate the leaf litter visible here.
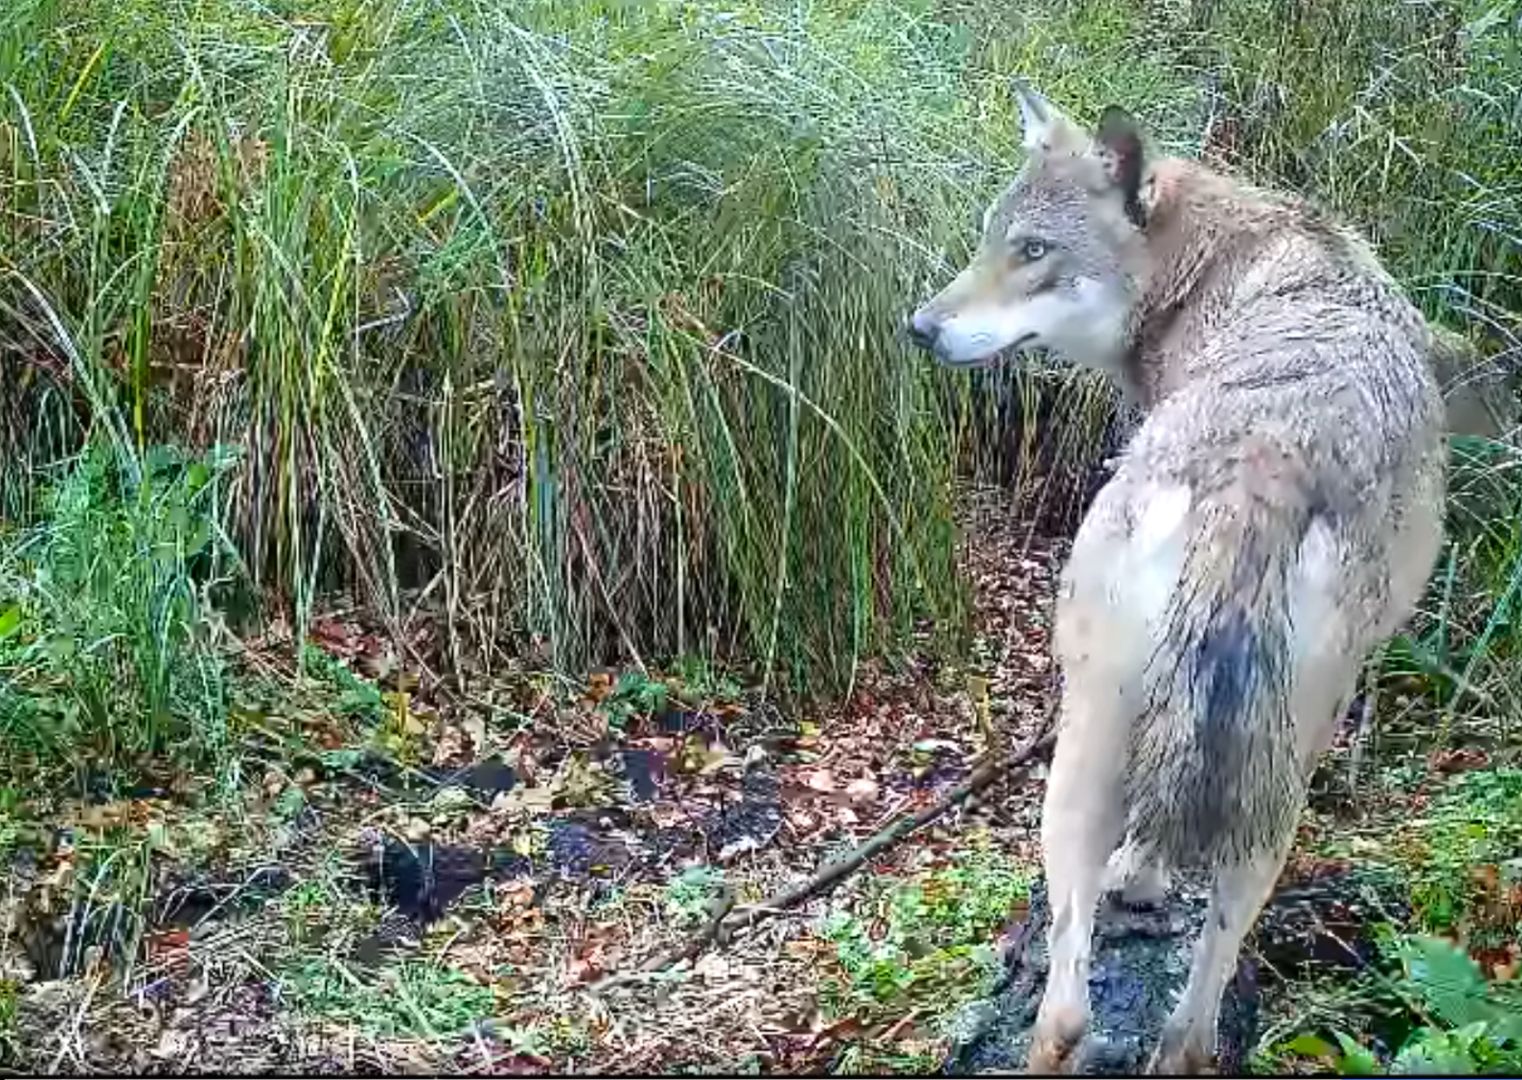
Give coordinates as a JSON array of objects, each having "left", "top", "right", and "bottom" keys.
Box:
[{"left": 1, "top": 489, "right": 1066, "bottom": 1073}]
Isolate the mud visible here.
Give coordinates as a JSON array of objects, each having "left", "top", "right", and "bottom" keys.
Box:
[{"left": 944, "top": 866, "right": 1401, "bottom": 1075}]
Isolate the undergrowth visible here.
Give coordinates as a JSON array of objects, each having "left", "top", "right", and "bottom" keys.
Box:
[
  {"left": 819, "top": 837, "right": 1030, "bottom": 1020},
  {"left": 0, "top": 443, "right": 239, "bottom": 782},
  {"left": 0, "top": 0, "right": 1518, "bottom": 1069},
  {"left": 1263, "top": 933, "right": 1522, "bottom": 1076}
]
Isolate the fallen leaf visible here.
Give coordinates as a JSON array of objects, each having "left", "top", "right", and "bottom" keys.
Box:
[
  {"left": 152, "top": 1029, "right": 192, "bottom": 1060},
  {"left": 784, "top": 938, "right": 830, "bottom": 960},
  {"left": 559, "top": 753, "right": 608, "bottom": 807},
  {"left": 586, "top": 672, "right": 614, "bottom": 703},
  {"left": 148, "top": 928, "right": 190, "bottom": 962},
  {"left": 564, "top": 946, "right": 608, "bottom": 987},
  {"left": 649, "top": 803, "right": 691, "bottom": 829},
  {"left": 845, "top": 777, "right": 879, "bottom": 803},
  {"left": 805, "top": 770, "right": 836, "bottom": 793},
  {"left": 494, "top": 787, "right": 555, "bottom": 817},
  {"left": 462, "top": 715, "right": 488, "bottom": 755},
  {"left": 699, "top": 743, "right": 734, "bottom": 775},
  {"left": 78, "top": 802, "right": 133, "bottom": 831},
  {"left": 431, "top": 786, "right": 473, "bottom": 812},
  {"left": 910, "top": 739, "right": 961, "bottom": 754}
]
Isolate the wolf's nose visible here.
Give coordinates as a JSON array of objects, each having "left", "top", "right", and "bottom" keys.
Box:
[{"left": 906, "top": 310, "right": 940, "bottom": 352}]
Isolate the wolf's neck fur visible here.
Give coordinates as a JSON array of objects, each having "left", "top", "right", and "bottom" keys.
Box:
[{"left": 1123, "top": 159, "right": 1311, "bottom": 408}]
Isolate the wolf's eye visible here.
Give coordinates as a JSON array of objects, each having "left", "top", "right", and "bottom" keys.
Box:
[{"left": 1020, "top": 237, "right": 1048, "bottom": 261}]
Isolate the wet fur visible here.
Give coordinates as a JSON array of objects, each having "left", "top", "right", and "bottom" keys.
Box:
[{"left": 910, "top": 86, "right": 1445, "bottom": 1074}]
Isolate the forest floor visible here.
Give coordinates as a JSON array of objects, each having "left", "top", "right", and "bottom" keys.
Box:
[{"left": 0, "top": 488, "right": 1515, "bottom": 1076}]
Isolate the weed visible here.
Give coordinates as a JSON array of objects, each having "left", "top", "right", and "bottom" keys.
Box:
[
  {"left": 600, "top": 670, "right": 670, "bottom": 735},
  {"left": 820, "top": 839, "right": 1030, "bottom": 1016},
  {"left": 1266, "top": 934, "right": 1522, "bottom": 1075},
  {"left": 663, "top": 865, "right": 726, "bottom": 923},
  {"left": 1389, "top": 770, "right": 1522, "bottom": 943},
  {"left": 300, "top": 645, "right": 385, "bottom": 725},
  {"left": 0, "top": 443, "right": 239, "bottom": 779},
  {"left": 279, "top": 956, "right": 494, "bottom": 1042},
  {"left": 668, "top": 656, "right": 745, "bottom": 709}
]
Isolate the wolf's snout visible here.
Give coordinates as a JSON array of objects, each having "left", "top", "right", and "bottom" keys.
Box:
[{"left": 906, "top": 309, "right": 941, "bottom": 352}]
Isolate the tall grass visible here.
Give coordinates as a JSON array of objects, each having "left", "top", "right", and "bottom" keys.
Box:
[
  {"left": 0, "top": 0, "right": 1518, "bottom": 749},
  {"left": 0, "top": 0, "right": 1199, "bottom": 701}
]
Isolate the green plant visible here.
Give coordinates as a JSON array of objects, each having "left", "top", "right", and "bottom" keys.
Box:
[
  {"left": 663, "top": 864, "right": 725, "bottom": 923},
  {"left": 300, "top": 644, "right": 385, "bottom": 724},
  {"left": 48, "top": 824, "right": 160, "bottom": 980},
  {"left": 1268, "top": 934, "right": 1522, "bottom": 1076},
  {"left": 600, "top": 670, "right": 670, "bottom": 734},
  {"left": 279, "top": 956, "right": 494, "bottom": 1041},
  {"left": 0, "top": 442, "right": 240, "bottom": 778},
  {"left": 668, "top": 655, "right": 744, "bottom": 710},
  {"left": 1396, "top": 770, "right": 1522, "bottom": 941},
  {"left": 819, "top": 840, "right": 1030, "bottom": 1013}
]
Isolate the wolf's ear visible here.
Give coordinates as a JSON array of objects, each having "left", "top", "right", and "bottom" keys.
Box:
[
  {"left": 1013, "top": 78, "right": 1063, "bottom": 152},
  {"left": 1095, "top": 105, "right": 1147, "bottom": 225}
]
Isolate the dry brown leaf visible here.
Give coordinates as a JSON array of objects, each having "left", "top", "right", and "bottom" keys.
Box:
[
  {"left": 493, "top": 787, "right": 556, "bottom": 817},
  {"left": 463, "top": 715, "right": 488, "bottom": 756}
]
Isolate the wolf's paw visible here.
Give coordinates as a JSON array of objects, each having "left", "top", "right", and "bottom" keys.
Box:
[
  {"left": 1025, "top": 1007, "right": 1087, "bottom": 1075},
  {"left": 1145, "top": 1022, "right": 1216, "bottom": 1076}
]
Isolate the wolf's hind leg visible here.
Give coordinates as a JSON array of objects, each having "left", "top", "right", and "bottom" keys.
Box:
[
  {"left": 1026, "top": 558, "right": 1143, "bottom": 1069},
  {"left": 1146, "top": 839, "right": 1293, "bottom": 1075},
  {"left": 1029, "top": 475, "right": 1187, "bottom": 1074},
  {"left": 1025, "top": 697, "right": 1126, "bottom": 1074}
]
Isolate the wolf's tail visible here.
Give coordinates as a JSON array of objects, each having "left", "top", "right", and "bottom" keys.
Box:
[
  {"left": 1123, "top": 505, "right": 1307, "bottom": 867},
  {"left": 1429, "top": 323, "right": 1515, "bottom": 439}
]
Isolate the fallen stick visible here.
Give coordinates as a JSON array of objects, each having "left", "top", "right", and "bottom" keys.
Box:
[
  {"left": 641, "top": 884, "right": 736, "bottom": 972},
  {"left": 595, "top": 723, "right": 1056, "bottom": 989},
  {"left": 719, "top": 726, "right": 1056, "bottom": 940}
]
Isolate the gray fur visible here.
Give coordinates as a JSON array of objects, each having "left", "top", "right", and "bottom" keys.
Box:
[{"left": 908, "top": 86, "right": 1446, "bottom": 1074}]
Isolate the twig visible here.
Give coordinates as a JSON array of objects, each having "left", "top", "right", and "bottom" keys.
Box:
[
  {"left": 719, "top": 727, "right": 1056, "bottom": 940},
  {"left": 645, "top": 884, "right": 736, "bottom": 971},
  {"left": 593, "top": 884, "right": 736, "bottom": 992},
  {"left": 596, "top": 724, "right": 1056, "bottom": 987}
]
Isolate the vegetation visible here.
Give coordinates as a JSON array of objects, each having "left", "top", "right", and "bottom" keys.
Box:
[
  {"left": 820, "top": 836, "right": 1030, "bottom": 1012},
  {"left": 0, "top": 0, "right": 1518, "bottom": 1073}
]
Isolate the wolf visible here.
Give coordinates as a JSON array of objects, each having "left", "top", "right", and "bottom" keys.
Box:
[{"left": 908, "top": 83, "right": 1446, "bottom": 1074}]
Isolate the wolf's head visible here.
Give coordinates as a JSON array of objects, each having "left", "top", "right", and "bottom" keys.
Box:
[{"left": 908, "top": 82, "right": 1152, "bottom": 374}]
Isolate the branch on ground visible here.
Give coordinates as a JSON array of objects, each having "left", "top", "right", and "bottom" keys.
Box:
[{"left": 594, "top": 724, "right": 1057, "bottom": 990}]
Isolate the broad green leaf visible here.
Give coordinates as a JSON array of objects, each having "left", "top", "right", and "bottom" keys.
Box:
[
  {"left": 1403, "top": 936, "right": 1494, "bottom": 1030},
  {"left": 185, "top": 461, "right": 210, "bottom": 495},
  {"left": 1334, "top": 1031, "right": 1380, "bottom": 1076},
  {"left": 1284, "top": 1033, "right": 1337, "bottom": 1059}
]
